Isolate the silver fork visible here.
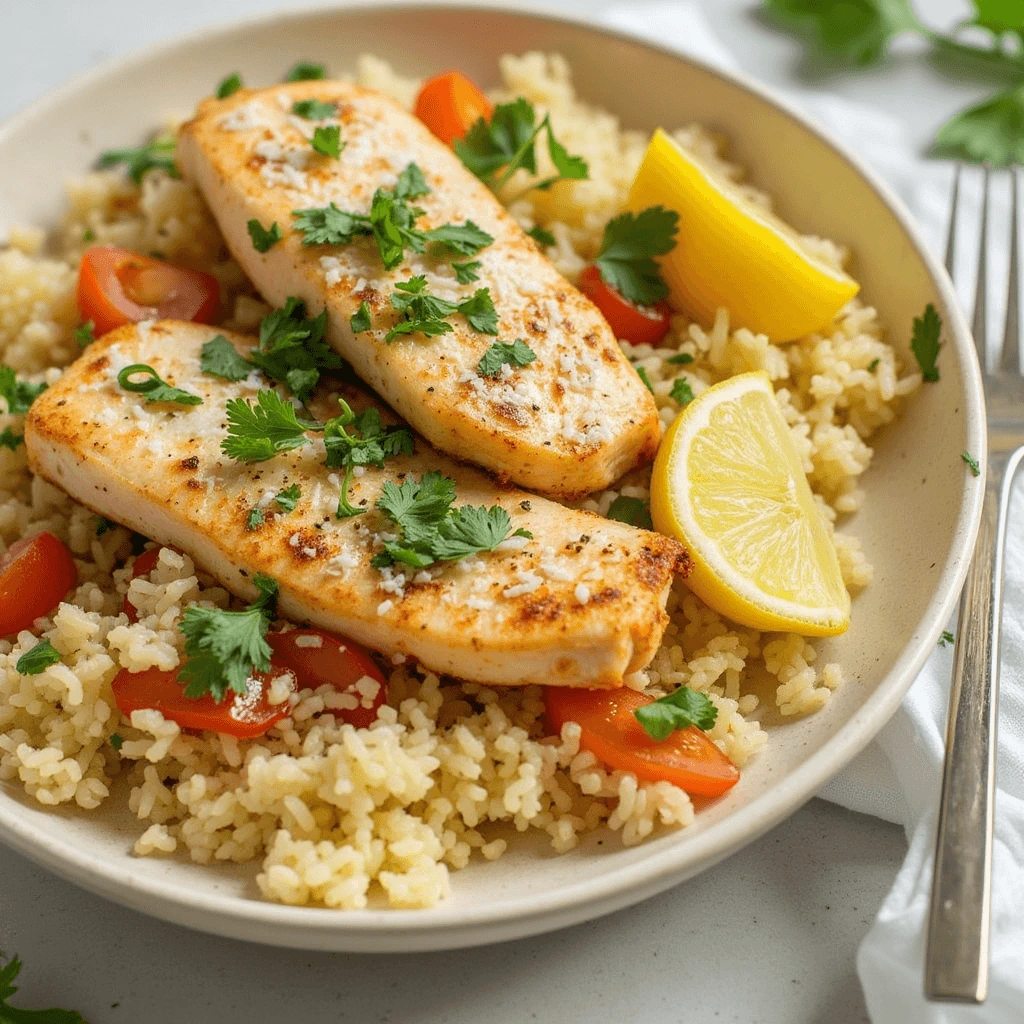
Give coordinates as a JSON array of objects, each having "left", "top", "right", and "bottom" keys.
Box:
[{"left": 925, "top": 165, "right": 1024, "bottom": 1002}]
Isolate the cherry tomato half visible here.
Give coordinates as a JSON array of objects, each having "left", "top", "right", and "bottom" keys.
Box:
[
  {"left": 77, "top": 246, "right": 220, "bottom": 337},
  {"left": 0, "top": 532, "right": 77, "bottom": 637},
  {"left": 578, "top": 264, "right": 673, "bottom": 346},
  {"left": 414, "top": 71, "right": 493, "bottom": 147},
  {"left": 545, "top": 687, "right": 739, "bottom": 798}
]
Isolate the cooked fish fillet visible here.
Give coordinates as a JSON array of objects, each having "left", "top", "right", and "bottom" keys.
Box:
[
  {"left": 25, "top": 321, "right": 688, "bottom": 688},
  {"left": 176, "top": 82, "right": 660, "bottom": 499}
]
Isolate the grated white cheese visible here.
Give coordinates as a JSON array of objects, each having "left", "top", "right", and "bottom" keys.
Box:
[
  {"left": 503, "top": 571, "right": 543, "bottom": 599},
  {"left": 377, "top": 599, "right": 394, "bottom": 616},
  {"left": 320, "top": 255, "right": 345, "bottom": 286},
  {"left": 574, "top": 584, "right": 591, "bottom": 605}
]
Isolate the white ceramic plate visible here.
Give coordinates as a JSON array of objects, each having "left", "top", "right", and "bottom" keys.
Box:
[{"left": 0, "top": 3, "right": 985, "bottom": 952}]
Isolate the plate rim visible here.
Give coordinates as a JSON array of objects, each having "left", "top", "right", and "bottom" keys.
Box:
[{"left": 0, "top": 0, "right": 986, "bottom": 948}]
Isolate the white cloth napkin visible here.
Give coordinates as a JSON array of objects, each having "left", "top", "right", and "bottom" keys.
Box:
[{"left": 601, "top": 3, "right": 1024, "bottom": 1020}]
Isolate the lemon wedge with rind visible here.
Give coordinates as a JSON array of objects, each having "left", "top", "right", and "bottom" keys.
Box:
[
  {"left": 628, "top": 129, "right": 860, "bottom": 343},
  {"left": 651, "top": 372, "right": 850, "bottom": 636}
]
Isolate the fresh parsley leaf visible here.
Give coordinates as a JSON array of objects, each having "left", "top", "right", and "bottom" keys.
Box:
[
  {"left": 250, "top": 297, "right": 344, "bottom": 401},
  {"left": 201, "top": 336, "right": 253, "bottom": 382},
  {"left": 110, "top": 732, "right": 123, "bottom": 750},
  {"left": 454, "top": 97, "right": 588, "bottom": 193},
  {"left": 16, "top": 639, "right": 61, "bottom": 676},
  {"left": 670, "top": 377, "right": 695, "bottom": 406},
  {"left": 221, "top": 389, "right": 317, "bottom": 463},
  {"left": 74, "top": 321, "right": 95, "bottom": 348},
  {"left": 216, "top": 73, "right": 243, "bottom": 99},
  {"left": 350, "top": 301, "right": 372, "bottom": 333},
  {"left": 311, "top": 125, "right": 343, "bottom": 158},
  {"left": 0, "top": 428, "right": 23, "bottom": 450},
  {"left": 0, "top": 368, "right": 46, "bottom": 414},
  {"left": 456, "top": 288, "right": 499, "bottom": 335},
  {"left": 911, "top": 303, "right": 942, "bottom": 382},
  {"left": 247, "top": 219, "right": 282, "bottom": 253},
  {"left": 117, "top": 364, "right": 202, "bottom": 406},
  {"left": 636, "top": 366, "right": 654, "bottom": 393},
  {"left": 939, "top": 629, "right": 955, "bottom": 647},
  {"left": 760, "top": 0, "right": 919, "bottom": 67},
  {"left": 868, "top": 357, "right": 880, "bottom": 371},
  {"left": 368, "top": 185, "right": 428, "bottom": 269},
  {"left": 477, "top": 339, "right": 536, "bottom": 377},
  {"left": 962, "top": 450, "right": 981, "bottom": 477},
  {"left": 98, "top": 135, "right": 178, "bottom": 184},
  {"left": 292, "top": 98, "right": 336, "bottom": 119},
  {"left": 429, "top": 504, "right": 516, "bottom": 561},
  {"left": 0, "top": 952, "right": 87, "bottom": 1023},
  {"left": 527, "top": 225, "right": 556, "bottom": 247},
  {"left": 594, "top": 207, "right": 678, "bottom": 306},
  {"left": 292, "top": 203, "right": 371, "bottom": 246},
  {"left": 394, "top": 162, "right": 430, "bottom": 200},
  {"left": 95, "top": 516, "right": 113, "bottom": 536},
  {"left": 606, "top": 495, "right": 653, "bottom": 530},
  {"left": 666, "top": 352, "right": 693, "bottom": 365},
  {"left": 82, "top": 228, "right": 95, "bottom": 243},
  {"left": 178, "top": 574, "right": 278, "bottom": 701},
  {"left": 933, "top": 84, "right": 1024, "bottom": 167},
  {"left": 970, "top": 0, "right": 1024, "bottom": 35},
  {"left": 275, "top": 484, "right": 301, "bottom": 512},
  {"left": 452, "top": 260, "right": 482, "bottom": 284},
  {"left": 246, "top": 507, "right": 265, "bottom": 531},
  {"left": 634, "top": 686, "right": 718, "bottom": 741},
  {"left": 386, "top": 278, "right": 498, "bottom": 341},
  {"left": 285, "top": 61, "right": 326, "bottom": 82},
  {"left": 424, "top": 220, "right": 494, "bottom": 257}
]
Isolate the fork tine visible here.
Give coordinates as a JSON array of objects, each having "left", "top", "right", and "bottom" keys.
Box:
[
  {"left": 972, "top": 165, "right": 991, "bottom": 365},
  {"left": 945, "top": 164, "right": 961, "bottom": 277},
  {"left": 999, "top": 167, "right": 1020, "bottom": 373}
]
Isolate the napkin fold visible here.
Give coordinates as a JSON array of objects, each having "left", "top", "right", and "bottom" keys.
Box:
[{"left": 602, "top": 4, "right": 1024, "bottom": 1020}]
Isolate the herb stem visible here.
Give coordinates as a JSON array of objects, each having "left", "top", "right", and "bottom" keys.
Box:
[{"left": 491, "top": 116, "right": 549, "bottom": 192}]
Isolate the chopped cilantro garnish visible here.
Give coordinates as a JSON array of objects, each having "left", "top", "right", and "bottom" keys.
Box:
[
  {"left": 911, "top": 303, "right": 942, "bottom": 382},
  {"left": 292, "top": 203, "right": 369, "bottom": 246},
  {"left": 74, "top": 321, "right": 95, "bottom": 348},
  {"left": 455, "top": 97, "right": 589, "bottom": 194},
  {"left": 634, "top": 686, "right": 717, "bottom": 741},
  {"left": 527, "top": 225, "right": 556, "bottom": 247},
  {"left": 200, "top": 335, "right": 253, "bottom": 382},
  {"left": 594, "top": 207, "right": 678, "bottom": 306},
  {"left": 666, "top": 352, "right": 693, "bottom": 365},
  {"left": 311, "top": 125, "right": 343, "bottom": 159},
  {"left": 216, "top": 73, "right": 242, "bottom": 99},
  {"left": 221, "top": 389, "right": 317, "bottom": 463},
  {"left": 0, "top": 428, "right": 23, "bottom": 451},
  {"left": 933, "top": 85, "right": 1024, "bottom": 167},
  {"left": 98, "top": 135, "right": 178, "bottom": 184},
  {"left": 373, "top": 470, "right": 521, "bottom": 568},
  {"left": 275, "top": 484, "right": 301, "bottom": 512},
  {"left": 387, "top": 277, "right": 497, "bottom": 342},
  {"left": 110, "top": 732, "right": 123, "bottom": 751},
  {"left": 246, "top": 507, "right": 265, "bottom": 531},
  {"left": 868, "top": 358, "right": 880, "bottom": 372},
  {"left": 324, "top": 400, "right": 414, "bottom": 518},
  {"left": 453, "top": 260, "right": 481, "bottom": 283},
  {"left": 16, "top": 639, "right": 61, "bottom": 676},
  {"left": 423, "top": 220, "right": 494, "bottom": 257},
  {"left": 0, "top": 368, "right": 46, "bottom": 414},
  {"left": 606, "top": 495, "right": 653, "bottom": 530},
  {"left": 250, "top": 297, "right": 344, "bottom": 401},
  {"left": 939, "top": 629, "right": 955, "bottom": 647},
  {"left": 395, "top": 161, "right": 430, "bottom": 200},
  {"left": 478, "top": 340, "right": 536, "bottom": 377},
  {"left": 178, "top": 574, "right": 278, "bottom": 701},
  {"left": 636, "top": 366, "right": 654, "bottom": 393},
  {"left": 455, "top": 288, "right": 499, "bottom": 334},
  {"left": 82, "top": 228, "right": 95, "bottom": 243},
  {"left": 292, "top": 98, "right": 337, "bottom": 119},
  {"left": 117, "top": 364, "right": 202, "bottom": 406},
  {"left": 285, "top": 61, "right": 326, "bottom": 82},
  {"left": 95, "top": 516, "right": 113, "bottom": 536},
  {"left": 350, "top": 302, "right": 372, "bottom": 333},
  {"left": 670, "top": 377, "right": 695, "bottom": 406},
  {"left": 247, "top": 219, "right": 282, "bottom": 253},
  {"left": 962, "top": 450, "right": 981, "bottom": 477},
  {"left": 0, "top": 952, "right": 87, "bottom": 1023}
]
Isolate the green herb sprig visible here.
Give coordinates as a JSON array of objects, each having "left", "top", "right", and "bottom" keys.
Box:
[
  {"left": 0, "top": 952, "right": 87, "bottom": 1023},
  {"left": 98, "top": 136, "right": 178, "bottom": 184},
  {"left": 117, "top": 364, "right": 202, "bottom": 406},
  {"left": 634, "top": 686, "right": 718, "bottom": 741}
]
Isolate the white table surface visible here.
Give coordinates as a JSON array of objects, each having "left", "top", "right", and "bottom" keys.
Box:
[{"left": 0, "top": 0, "right": 977, "bottom": 1020}]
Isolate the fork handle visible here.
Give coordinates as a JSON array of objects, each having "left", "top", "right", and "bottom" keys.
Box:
[{"left": 925, "top": 447, "right": 1022, "bottom": 1002}]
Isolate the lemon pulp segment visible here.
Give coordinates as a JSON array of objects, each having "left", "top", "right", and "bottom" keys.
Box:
[
  {"left": 628, "top": 129, "right": 860, "bottom": 342},
  {"left": 651, "top": 372, "right": 850, "bottom": 636}
]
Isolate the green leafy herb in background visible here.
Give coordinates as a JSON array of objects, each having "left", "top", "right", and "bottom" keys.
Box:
[
  {"left": 761, "top": 0, "right": 1024, "bottom": 164},
  {"left": 74, "top": 321, "right": 95, "bottom": 348},
  {"left": 911, "top": 303, "right": 942, "bottom": 382},
  {"left": 0, "top": 952, "right": 87, "bottom": 1023},
  {"left": 285, "top": 61, "right": 326, "bottom": 82},
  {"left": 98, "top": 135, "right": 178, "bottom": 184},
  {"left": 606, "top": 495, "right": 654, "bottom": 530},
  {"left": 0, "top": 428, "right": 23, "bottom": 450},
  {"left": 216, "top": 73, "right": 243, "bottom": 99},
  {"left": 670, "top": 377, "right": 695, "bottom": 406}
]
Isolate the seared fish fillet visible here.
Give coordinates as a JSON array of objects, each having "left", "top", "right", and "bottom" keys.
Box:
[
  {"left": 177, "top": 82, "right": 660, "bottom": 499},
  {"left": 25, "top": 322, "right": 688, "bottom": 688}
]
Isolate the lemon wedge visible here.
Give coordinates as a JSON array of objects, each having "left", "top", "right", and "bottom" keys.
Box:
[
  {"left": 651, "top": 372, "right": 850, "bottom": 636},
  {"left": 628, "top": 129, "right": 860, "bottom": 342}
]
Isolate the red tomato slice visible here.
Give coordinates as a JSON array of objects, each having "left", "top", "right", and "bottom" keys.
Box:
[
  {"left": 545, "top": 687, "right": 739, "bottom": 798},
  {"left": 122, "top": 545, "right": 170, "bottom": 623},
  {"left": 578, "top": 264, "right": 673, "bottom": 346},
  {"left": 0, "top": 532, "right": 77, "bottom": 637},
  {"left": 414, "top": 71, "right": 493, "bottom": 146},
  {"left": 111, "top": 627, "right": 389, "bottom": 738},
  {"left": 77, "top": 246, "right": 220, "bottom": 337}
]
